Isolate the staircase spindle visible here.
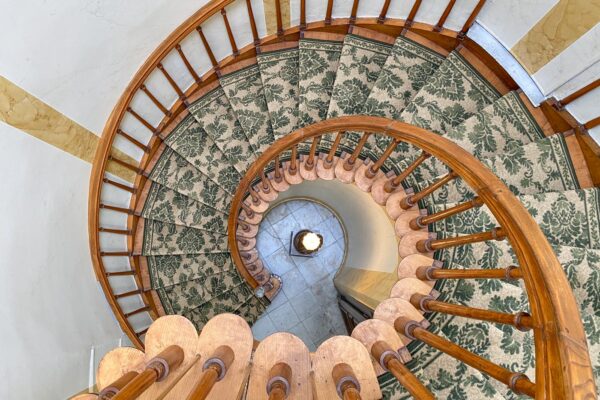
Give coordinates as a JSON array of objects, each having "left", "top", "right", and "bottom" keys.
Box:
[
  {"left": 459, "top": 0, "right": 487, "bottom": 39},
  {"left": 220, "top": 8, "right": 239, "bottom": 56},
  {"left": 288, "top": 145, "right": 299, "bottom": 175},
  {"left": 300, "top": 0, "right": 306, "bottom": 30},
  {"left": 196, "top": 26, "right": 218, "bottom": 68},
  {"left": 378, "top": 0, "right": 392, "bottom": 23},
  {"left": 123, "top": 306, "right": 150, "bottom": 318},
  {"left": 186, "top": 346, "right": 235, "bottom": 400},
  {"left": 417, "top": 265, "right": 522, "bottom": 281},
  {"left": 371, "top": 341, "right": 434, "bottom": 399},
  {"left": 417, "top": 227, "right": 506, "bottom": 252},
  {"left": 247, "top": 187, "right": 262, "bottom": 205},
  {"left": 99, "top": 227, "right": 131, "bottom": 235},
  {"left": 325, "top": 0, "right": 334, "bottom": 25},
  {"left": 405, "top": 0, "right": 422, "bottom": 29},
  {"left": 400, "top": 171, "right": 457, "bottom": 210},
  {"left": 113, "top": 345, "right": 184, "bottom": 400},
  {"left": 266, "top": 363, "right": 292, "bottom": 400},
  {"left": 126, "top": 107, "right": 157, "bottom": 134},
  {"left": 100, "top": 203, "right": 134, "bottom": 215},
  {"left": 394, "top": 319, "right": 536, "bottom": 397},
  {"left": 410, "top": 197, "right": 484, "bottom": 230},
  {"left": 584, "top": 116, "right": 600, "bottom": 130},
  {"left": 350, "top": 0, "right": 360, "bottom": 24},
  {"left": 384, "top": 152, "right": 430, "bottom": 193},
  {"left": 275, "top": 0, "right": 284, "bottom": 37},
  {"left": 411, "top": 294, "right": 533, "bottom": 331},
  {"left": 324, "top": 132, "right": 344, "bottom": 169},
  {"left": 98, "top": 371, "right": 139, "bottom": 399},
  {"left": 366, "top": 138, "right": 400, "bottom": 178},
  {"left": 245, "top": 0, "right": 260, "bottom": 46},
  {"left": 175, "top": 45, "right": 201, "bottom": 84},
  {"left": 108, "top": 155, "right": 143, "bottom": 174},
  {"left": 332, "top": 363, "right": 362, "bottom": 400},
  {"left": 434, "top": 0, "right": 456, "bottom": 32},
  {"left": 140, "top": 84, "right": 171, "bottom": 116},
  {"left": 157, "top": 63, "right": 187, "bottom": 103},
  {"left": 303, "top": 136, "right": 320, "bottom": 171},
  {"left": 103, "top": 177, "right": 136, "bottom": 193},
  {"left": 240, "top": 202, "right": 256, "bottom": 218},
  {"left": 117, "top": 129, "right": 150, "bottom": 152},
  {"left": 115, "top": 289, "right": 143, "bottom": 299},
  {"left": 273, "top": 155, "right": 284, "bottom": 182},
  {"left": 260, "top": 171, "right": 272, "bottom": 193},
  {"left": 343, "top": 133, "right": 371, "bottom": 171}
]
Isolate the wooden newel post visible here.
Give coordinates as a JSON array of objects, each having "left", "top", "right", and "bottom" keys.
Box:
[
  {"left": 416, "top": 227, "right": 506, "bottom": 252},
  {"left": 384, "top": 152, "right": 430, "bottom": 193},
  {"left": 267, "top": 362, "right": 292, "bottom": 400},
  {"left": 393, "top": 318, "right": 536, "bottom": 397},
  {"left": 113, "top": 345, "right": 184, "bottom": 400},
  {"left": 98, "top": 371, "right": 139, "bottom": 399},
  {"left": 410, "top": 293, "right": 533, "bottom": 331},
  {"left": 187, "top": 345, "right": 235, "bottom": 400},
  {"left": 400, "top": 171, "right": 457, "bottom": 210},
  {"left": 370, "top": 341, "right": 435, "bottom": 399},
  {"left": 332, "top": 363, "right": 362, "bottom": 400}
]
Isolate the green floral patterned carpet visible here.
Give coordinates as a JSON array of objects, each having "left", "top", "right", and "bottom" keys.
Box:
[{"left": 132, "top": 27, "right": 599, "bottom": 398}]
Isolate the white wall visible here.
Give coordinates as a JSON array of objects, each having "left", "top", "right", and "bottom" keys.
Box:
[{"left": 0, "top": 122, "right": 126, "bottom": 399}]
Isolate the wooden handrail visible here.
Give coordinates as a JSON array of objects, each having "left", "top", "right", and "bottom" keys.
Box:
[
  {"left": 227, "top": 116, "right": 595, "bottom": 398},
  {"left": 410, "top": 294, "right": 533, "bottom": 331},
  {"left": 396, "top": 318, "right": 536, "bottom": 397}
]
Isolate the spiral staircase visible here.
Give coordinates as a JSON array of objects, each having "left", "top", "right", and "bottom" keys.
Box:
[{"left": 85, "top": 1, "right": 599, "bottom": 399}]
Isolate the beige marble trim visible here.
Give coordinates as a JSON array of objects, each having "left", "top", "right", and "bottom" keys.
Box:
[
  {"left": 263, "top": 0, "right": 291, "bottom": 36},
  {"left": 511, "top": 0, "right": 600, "bottom": 74},
  {"left": 0, "top": 76, "right": 136, "bottom": 181},
  {"left": 334, "top": 267, "right": 398, "bottom": 311}
]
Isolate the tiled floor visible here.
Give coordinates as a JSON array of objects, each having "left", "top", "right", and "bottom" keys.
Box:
[{"left": 251, "top": 199, "right": 347, "bottom": 351}]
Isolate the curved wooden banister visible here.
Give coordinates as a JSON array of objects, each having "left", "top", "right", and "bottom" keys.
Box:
[{"left": 228, "top": 116, "right": 595, "bottom": 399}]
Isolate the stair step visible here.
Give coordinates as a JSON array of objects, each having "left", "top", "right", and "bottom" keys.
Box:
[{"left": 145, "top": 252, "right": 234, "bottom": 289}]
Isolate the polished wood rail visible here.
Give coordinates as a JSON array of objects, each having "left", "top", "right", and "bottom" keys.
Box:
[
  {"left": 88, "top": 1, "right": 599, "bottom": 394},
  {"left": 228, "top": 116, "right": 595, "bottom": 399}
]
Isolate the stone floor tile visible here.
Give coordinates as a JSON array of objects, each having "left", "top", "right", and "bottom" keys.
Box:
[
  {"left": 264, "top": 246, "right": 296, "bottom": 276},
  {"left": 265, "top": 290, "right": 288, "bottom": 313},
  {"left": 251, "top": 314, "right": 277, "bottom": 340},
  {"left": 302, "top": 311, "right": 334, "bottom": 344},
  {"left": 265, "top": 203, "right": 290, "bottom": 226},
  {"left": 268, "top": 302, "right": 300, "bottom": 331},
  {"left": 295, "top": 257, "right": 329, "bottom": 285},
  {"left": 256, "top": 222, "right": 283, "bottom": 258},
  {"left": 281, "top": 267, "right": 309, "bottom": 299},
  {"left": 288, "top": 290, "right": 319, "bottom": 321},
  {"left": 271, "top": 214, "right": 301, "bottom": 245},
  {"left": 287, "top": 322, "right": 316, "bottom": 351}
]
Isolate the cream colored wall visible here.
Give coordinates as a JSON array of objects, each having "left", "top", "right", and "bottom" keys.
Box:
[{"left": 0, "top": 122, "right": 126, "bottom": 399}]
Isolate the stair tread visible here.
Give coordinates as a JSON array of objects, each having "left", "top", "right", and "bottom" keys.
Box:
[
  {"left": 257, "top": 45, "right": 300, "bottom": 140},
  {"left": 146, "top": 252, "right": 233, "bottom": 289},
  {"left": 219, "top": 62, "right": 276, "bottom": 155}
]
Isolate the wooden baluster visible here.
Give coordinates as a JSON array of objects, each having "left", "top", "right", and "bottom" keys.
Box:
[
  {"left": 459, "top": 0, "right": 487, "bottom": 39},
  {"left": 176, "top": 44, "right": 201, "bottom": 84},
  {"left": 323, "top": 132, "right": 344, "bottom": 169},
  {"left": 405, "top": 0, "right": 422, "bottom": 29},
  {"left": 115, "top": 289, "right": 142, "bottom": 299},
  {"left": 197, "top": 26, "right": 218, "bottom": 69},
  {"left": 240, "top": 202, "right": 256, "bottom": 218},
  {"left": 158, "top": 63, "right": 187, "bottom": 104},
  {"left": 127, "top": 107, "right": 157, "bottom": 134},
  {"left": 187, "top": 346, "right": 235, "bottom": 400},
  {"left": 370, "top": 341, "right": 434, "bottom": 399},
  {"left": 221, "top": 9, "right": 239, "bottom": 56},
  {"left": 434, "top": 0, "right": 456, "bottom": 32},
  {"left": 99, "top": 227, "right": 132, "bottom": 235},
  {"left": 394, "top": 318, "right": 536, "bottom": 397},
  {"left": 123, "top": 306, "right": 150, "bottom": 318},
  {"left": 267, "top": 363, "right": 292, "bottom": 400},
  {"left": 100, "top": 203, "right": 134, "bottom": 215},
  {"left": 275, "top": 0, "right": 284, "bottom": 37},
  {"left": 332, "top": 363, "right": 362, "bottom": 400},
  {"left": 246, "top": 0, "right": 260, "bottom": 46},
  {"left": 417, "top": 227, "right": 506, "bottom": 252},
  {"left": 584, "top": 116, "right": 600, "bottom": 130},
  {"left": 384, "top": 152, "right": 430, "bottom": 193},
  {"left": 140, "top": 84, "right": 171, "bottom": 117},
  {"left": 98, "top": 371, "right": 139, "bottom": 399},
  {"left": 105, "top": 270, "right": 136, "bottom": 277},
  {"left": 365, "top": 138, "right": 400, "bottom": 179},
  {"left": 300, "top": 0, "right": 306, "bottom": 30},
  {"left": 400, "top": 171, "right": 457, "bottom": 210},
  {"left": 117, "top": 129, "right": 150, "bottom": 153},
  {"left": 343, "top": 133, "right": 371, "bottom": 171},
  {"left": 103, "top": 177, "right": 136, "bottom": 193},
  {"left": 113, "top": 345, "right": 184, "bottom": 400},
  {"left": 378, "top": 0, "right": 392, "bottom": 23},
  {"left": 288, "top": 145, "right": 298, "bottom": 175},
  {"left": 108, "top": 155, "right": 143, "bottom": 174},
  {"left": 248, "top": 187, "right": 262, "bottom": 205},
  {"left": 325, "top": 0, "right": 334, "bottom": 25},
  {"left": 260, "top": 171, "right": 272, "bottom": 193},
  {"left": 101, "top": 251, "right": 132, "bottom": 257},
  {"left": 416, "top": 265, "right": 522, "bottom": 281},
  {"left": 555, "top": 78, "right": 600, "bottom": 109},
  {"left": 411, "top": 294, "right": 533, "bottom": 331},
  {"left": 273, "top": 155, "right": 284, "bottom": 182},
  {"left": 350, "top": 0, "right": 360, "bottom": 24},
  {"left": 305, "top": 136, "right": 320, "bottom": 171},
  {"left": 409, "top": 197, "right": 483, "bottom": 230}
]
